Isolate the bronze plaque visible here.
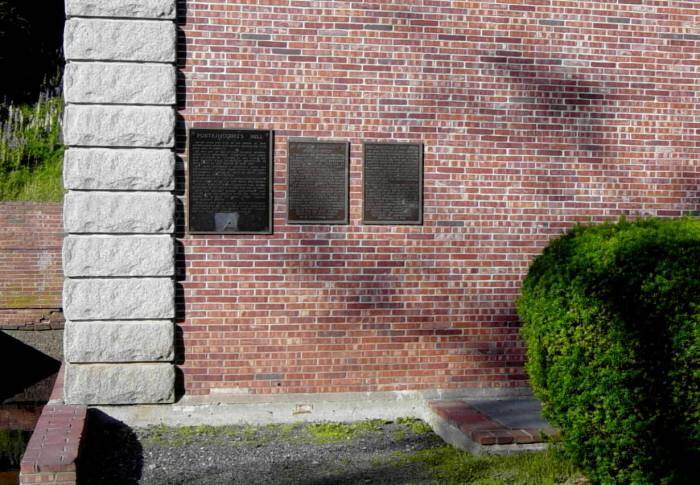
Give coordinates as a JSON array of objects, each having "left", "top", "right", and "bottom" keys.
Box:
[
  {"left": 363, "top": 142, "right": 423, "bottom": 224},
  {"left": 287, "top": 140, "right": 349, "bottom": 224},
  {"left": 188, "top": 128, "right": 273, "bottom": 234}
]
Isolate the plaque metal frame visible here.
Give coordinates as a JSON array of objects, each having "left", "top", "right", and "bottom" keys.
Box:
[
  {"left": 287, "top": 139, "right": 350, "bottom": 225},
  {"left": 187, "top": 127, "right": 274, "bottom": 235},
  {"left": 362, "top": 141, "right": 424, "bottom": 225}
]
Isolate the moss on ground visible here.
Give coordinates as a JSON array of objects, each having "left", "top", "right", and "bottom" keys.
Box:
[
  {"left": 393, "top": 417, "right": 433, "bottom": 441},
  {"left": 305, "top": 419, "right": 387, "bottom": 443}
]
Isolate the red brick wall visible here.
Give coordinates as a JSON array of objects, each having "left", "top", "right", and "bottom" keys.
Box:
[
  {"left": 176, "top": 0, "right": 700, "bottom": 396},
  {"left": 0, "top": 203, "right": 64, "bottom": 330}
]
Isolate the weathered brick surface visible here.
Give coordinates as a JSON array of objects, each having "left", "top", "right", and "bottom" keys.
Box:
[
  {"left": 0, "top": 203, "right": 63, "bottom": 330},
  {"left": 19, "top": 367, "right": 86, "bottom": 485},
  {"left": 176, "top": 1, "right": 700, "bottom": 396},
  {"left": 19, "top": 403, "right": 85, "bottom": 483}
]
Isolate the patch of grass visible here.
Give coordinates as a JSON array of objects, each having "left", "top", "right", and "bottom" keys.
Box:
[
  {"left": 2, "top": 154, "right": 64, "bottom": 201},
  {"left": 0, "top": 95, "right": 64, "bottom": 202},
  {"left": 305, "top": 419, "right": 386, "bottom": 444},
  {"left": 394, "top": 446, "right": 584, "bottom": 485}
]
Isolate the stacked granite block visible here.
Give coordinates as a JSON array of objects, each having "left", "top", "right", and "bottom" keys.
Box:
[{"left": 62, "top": 0, "right": 177, "bottom": 404}]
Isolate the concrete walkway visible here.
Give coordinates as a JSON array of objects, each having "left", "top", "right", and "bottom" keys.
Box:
[{"left": 427, "top": 398, "right": 558, "bottom": 454}]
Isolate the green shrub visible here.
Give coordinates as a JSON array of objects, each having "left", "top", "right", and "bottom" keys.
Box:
[
  {"left": 0, "top": 94, "right": 64, "bottom": 201},
  {"left": 0, "top": 429, "right": 31, "bottom": 468},
  {"left": 517, "top": 217, "right": 699, "bottom": 484}
]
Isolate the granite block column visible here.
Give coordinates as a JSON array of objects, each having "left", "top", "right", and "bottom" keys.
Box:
[{"left": 62, "top": 0, "right": 177, "bottom": 404}]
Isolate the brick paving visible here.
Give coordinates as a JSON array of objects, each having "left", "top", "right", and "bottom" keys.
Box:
[{"left": 429, "top": 398, "right": 558, "bottom": 449}]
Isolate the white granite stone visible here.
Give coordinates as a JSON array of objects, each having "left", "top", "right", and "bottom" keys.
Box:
[
  {"left": 63, "top": 235, "right": 174, "bottom": 277},
  {"left": 64, "top": 363, "right": 175, "bottom": 404},
  {"left": 63, "top": 105, "right": 175, "bottom": 148},
  {"left": 64, "top": 62, "right": 176, "bottom": 105},
  {"left": 63, "top": 277, "right": 175, "bottom": 320},
  {"left": 63, "top": 148, "right": 174, "bottom": 190},
  {"left": 64, "top": 18, "right": 176, "bottom": 62},
  {"left": 65, "top": 320, "right": 174, "bottom": 363},
  {"left": 66, "top": 0, "right": 176, "bottom": 19},
  {"left": 64, "top": 192, "right": 174, "bottom": 234}
]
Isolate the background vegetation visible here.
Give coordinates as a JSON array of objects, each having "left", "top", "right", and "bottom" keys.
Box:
[
  {"left": 0, "top": 0, "right": 65, "bottom": 201},
  {"left": 518, "top": 217, "right": 699, "bottom": 484},
  {"left": 0, "top": 95, "right": 64, "bottom": 201}
]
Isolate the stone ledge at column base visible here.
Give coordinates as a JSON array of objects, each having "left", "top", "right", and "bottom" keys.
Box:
[
  {"left": 64, "top": 320, "right": 174, "bottom": 363},
  {"left": 64, "top": 363, "right": 175, "bottom": 405}
]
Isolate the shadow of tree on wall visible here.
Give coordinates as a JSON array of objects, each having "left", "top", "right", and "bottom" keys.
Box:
[{"left": 168, "top": 2, "right": 699, "bottom": 394}]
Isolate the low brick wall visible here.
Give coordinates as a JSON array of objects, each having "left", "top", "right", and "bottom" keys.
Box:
[
  {"left": 19, "top": 368, "right": 87, "bottom": 485},
  {"left": 0, "top": 203, "right": 64, "bottom": 330}
]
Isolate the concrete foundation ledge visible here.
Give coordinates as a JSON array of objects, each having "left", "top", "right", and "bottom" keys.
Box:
[
  {"left": 66, "top": 0, "right": 177, "bottom": 20},
  {"left": 64, "top": 363, "right": 175, "bottom": 405},
  {"left": 94, "top": 387, "right": 532, "bottom": 428}
]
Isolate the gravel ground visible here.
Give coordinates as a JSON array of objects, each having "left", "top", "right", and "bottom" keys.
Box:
[{"left": 80, "top": 412, "right": 445, "bottom": 485}]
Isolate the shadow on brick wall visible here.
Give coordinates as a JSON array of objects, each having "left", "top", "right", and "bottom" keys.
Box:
[{"left": 0, "top": 332, "right": 60, "bottom": 404}]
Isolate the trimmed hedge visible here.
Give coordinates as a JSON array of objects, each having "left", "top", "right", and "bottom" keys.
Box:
[{"left": 517, "top": 218, "right": 699, "bottom": 484}]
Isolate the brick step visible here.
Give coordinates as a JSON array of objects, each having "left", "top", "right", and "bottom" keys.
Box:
[{"left": 427, "top": 398, "right": 558, "bottom": 454}]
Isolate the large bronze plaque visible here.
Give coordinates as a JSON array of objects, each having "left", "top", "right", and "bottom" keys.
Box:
[
  {"left": 188, "top": 128, "right": 273, "bottom": 234},
  {"left": 287, "top": 140, "right": 349, "bottom": 224},
  {"left": 363, "top": 142, "right": 423, "bottom": 224}
]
